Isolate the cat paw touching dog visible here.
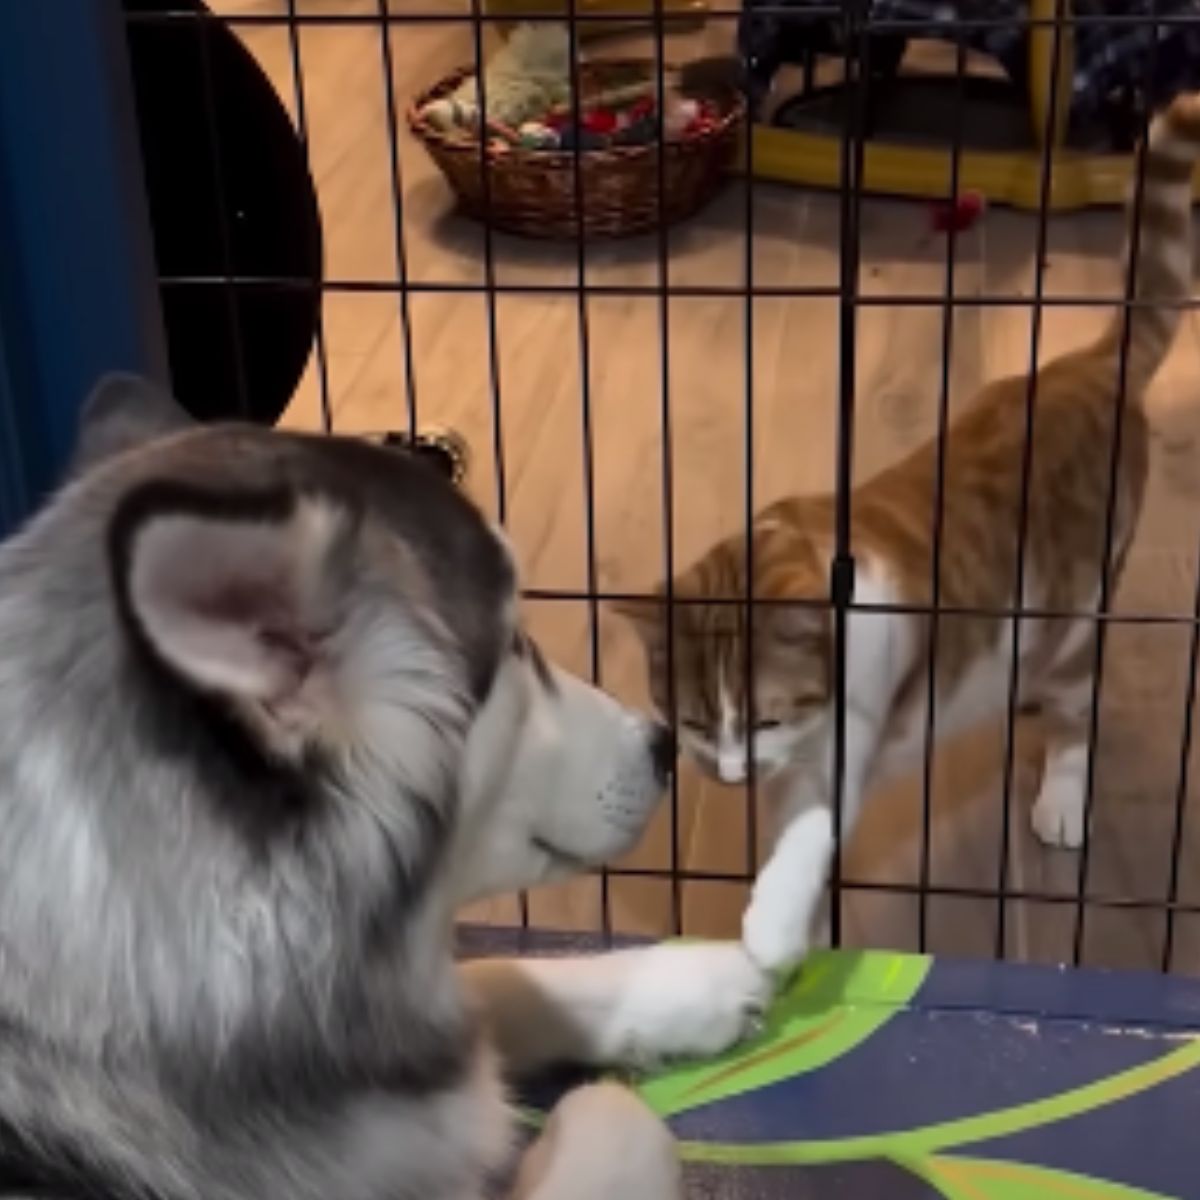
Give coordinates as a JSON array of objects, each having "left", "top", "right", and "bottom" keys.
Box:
[{"left": 619, "top": 93, "right": 1200, "bottom": 973}]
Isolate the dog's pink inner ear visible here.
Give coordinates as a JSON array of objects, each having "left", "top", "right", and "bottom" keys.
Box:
[{"left": 125, "top": 498, "right": 346, "bottom": 702}]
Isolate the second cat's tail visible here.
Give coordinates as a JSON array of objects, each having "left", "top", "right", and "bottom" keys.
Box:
[{"left": 1090, "top": 92, "right": 1200, "bottom": 393}]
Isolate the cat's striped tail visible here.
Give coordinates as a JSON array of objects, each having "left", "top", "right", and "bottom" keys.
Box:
[{"left": 1091, "top": 92, "right": 1200, "bottom": 393}]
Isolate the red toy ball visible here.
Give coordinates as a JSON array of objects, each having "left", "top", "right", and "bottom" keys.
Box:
[
  {"left": 582, "top": 108, "right": 618, "bottom": 136},
  {"left": 930, "top": 190, "right": 986, "bottom": 234}
]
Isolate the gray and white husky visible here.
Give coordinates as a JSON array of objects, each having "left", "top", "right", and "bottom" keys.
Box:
[{"left": 0, "top": 376, "right": 769, "bottom": 1200}]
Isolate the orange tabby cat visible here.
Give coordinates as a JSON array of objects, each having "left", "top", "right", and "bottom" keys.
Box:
[{"left": 617, "top": 94, "right": 1200, "bottom": 972}]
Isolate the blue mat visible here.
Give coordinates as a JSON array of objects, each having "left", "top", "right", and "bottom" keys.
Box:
[{"left": 458, "top": 928, "right": 1200, "bottom": 1199}]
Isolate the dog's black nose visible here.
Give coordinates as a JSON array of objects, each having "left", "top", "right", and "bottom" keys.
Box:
[{"left": 650, "top": 723, "right": 677, "bottom": 782}]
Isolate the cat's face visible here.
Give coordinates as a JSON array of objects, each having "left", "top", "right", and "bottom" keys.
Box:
[{"left": 616, "top": 596, "right": 831, "bottom": 784}]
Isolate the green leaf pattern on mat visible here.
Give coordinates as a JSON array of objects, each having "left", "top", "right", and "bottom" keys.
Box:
[
  {"left": 636, "top": 949, "right": 931, "bottom": 1117},
  {"left": 518, "top": 949, "right": 1200, "bottom": 1199},
  {"left": 904, "top": 1155, "right": 1175, "bottom": 1200},
  {"left": 674, "top": 1033, "right": 1200, "bottom": 1167}
]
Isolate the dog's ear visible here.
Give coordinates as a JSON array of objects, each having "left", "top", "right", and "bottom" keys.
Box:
[
  {"left": 112, "top": 484, "right": 356, "bottom": 736},
  {"left": 72, "top": 373, "right": 194, "bottom": 475}
]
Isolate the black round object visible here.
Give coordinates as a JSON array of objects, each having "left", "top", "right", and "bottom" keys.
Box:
[{"left": 124, "top": 0, "right": 323, "bottom": 425}]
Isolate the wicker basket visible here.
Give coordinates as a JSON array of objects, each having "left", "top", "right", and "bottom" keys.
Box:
[{"left": 408, "top": 61, "right": 744, "bottom": 239}]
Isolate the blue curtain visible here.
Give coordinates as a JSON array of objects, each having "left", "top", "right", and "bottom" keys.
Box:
[{"left": 0, "top": 0, "right": 167, "bottom": 532}]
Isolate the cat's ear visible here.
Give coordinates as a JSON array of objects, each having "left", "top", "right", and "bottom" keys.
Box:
[
  {"left": 759, "top": 600, "right": 826, "bottom": 646},
  {"left": 611, "top": 594, "right": 666, "bottom": 645}
]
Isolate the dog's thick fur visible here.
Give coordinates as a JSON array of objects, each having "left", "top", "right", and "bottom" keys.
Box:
[{"left": 0, "top": 376, "right": 768, "bottom": 1200}]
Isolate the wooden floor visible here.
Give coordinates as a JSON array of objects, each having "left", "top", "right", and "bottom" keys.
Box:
[{"left": 208, "top": 0, "right": 1200, "bottom": 973}]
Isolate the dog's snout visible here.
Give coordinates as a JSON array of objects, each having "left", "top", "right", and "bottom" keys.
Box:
[{"left": 650, "top": 722, "right": 676, "bottom": 782}]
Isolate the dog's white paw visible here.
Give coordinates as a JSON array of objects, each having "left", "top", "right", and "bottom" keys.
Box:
[
  {"left": 1031, "top": 777, "right": 1087, "bottom": 849},
  {"left": 602, "top": 942, "right": 771, "bottom": 1068}
]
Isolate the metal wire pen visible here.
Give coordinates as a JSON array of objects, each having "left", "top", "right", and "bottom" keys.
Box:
[{"left": 122, "top": 0, "right": 1200, "bottom": 974}]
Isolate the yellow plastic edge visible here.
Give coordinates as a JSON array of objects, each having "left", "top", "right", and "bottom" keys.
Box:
[
  {"left": 748, "top": 125, "right": 1200, "bottom": 213},
  {"left": 1028, "top": 0, "right": 1073, "bottom": 149},
  {"left": 482, "top": 0, "right": 708, "bottom": 16}
]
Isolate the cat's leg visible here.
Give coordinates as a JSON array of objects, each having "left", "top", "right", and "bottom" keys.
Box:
[
  {"left": 1029, "top": 628, "right": 1095, "bottom": 850},
  {"left": 742, "top": 798, "right": 833, "bottom": 974},
  {"left": 1031, "top": 700, "right": 1092, "bottom": 850},
  {"left": 741, "top": 593, "right": 910, "bottom": 972},
  {"left": 741, "top": 707, "right": 880, "bottom": 972},
  {"left": 510, "top": 1084, "right": 680, "bottom": 1200}
]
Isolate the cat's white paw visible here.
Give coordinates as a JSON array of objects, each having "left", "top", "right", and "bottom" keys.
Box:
[
  {"left": 1031, "top": 777, "right": 1087, "bottom": 849},
  {"left": 742, "top": 806, "right": 833, "bottom": 973},
  {"left": 601, "top": 942, "right": 771, "bottom": 1068},
  {"left": 743, "top": 888, "right": 812, "bottom": 973}
]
